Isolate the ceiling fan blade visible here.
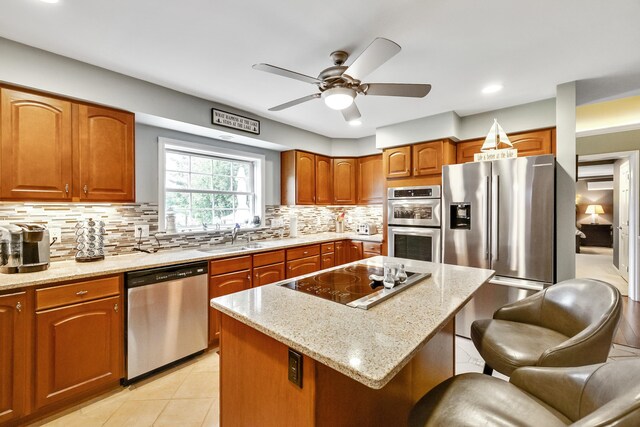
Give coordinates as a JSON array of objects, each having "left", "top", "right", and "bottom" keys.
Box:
[
  {"left": 364, "top": 83, "right": 432, "bottom": 98},
  {"left": 268, "top": 93, "right": 321, "bottom": 111},
  {"left": 341, "top": 102, "right": 361, "bottom": 122},
  {"left": 253, "top": 63, "right": 320, "bottom": 85},
  {"left": 344, "top": 38, "right": 401, "bottom": 80}
]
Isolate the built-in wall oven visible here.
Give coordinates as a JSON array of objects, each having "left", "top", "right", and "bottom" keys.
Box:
[{"left": 387, "top": 186, "right": 441, "bottom": 263}]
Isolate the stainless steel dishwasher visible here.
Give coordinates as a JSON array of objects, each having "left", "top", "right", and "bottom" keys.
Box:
[{"left": 125, "top": 261, "right": 208, "bottom": 382}]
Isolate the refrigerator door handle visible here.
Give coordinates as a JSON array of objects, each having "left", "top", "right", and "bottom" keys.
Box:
[
  {"left": 492, "top": 174, "right": 499, "bottom": 262},
  {"left": 485, "top": 175, "right": 490, "bottom": 260}
]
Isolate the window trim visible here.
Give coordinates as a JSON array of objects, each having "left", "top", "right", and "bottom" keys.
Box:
[{"left": 158, "top": 137, "right": 265, "bottom": 231}]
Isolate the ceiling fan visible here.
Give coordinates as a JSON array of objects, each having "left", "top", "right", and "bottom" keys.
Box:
[{"left": 253, "top": 37, "right": 431, "bottom": 124}]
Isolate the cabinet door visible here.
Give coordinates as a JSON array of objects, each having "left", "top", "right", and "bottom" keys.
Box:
[
  {"left": 362, "top": 242, "right": 382, "bottom": 259},
  {"left": 321, "top": 253, "right": 335, "bottom": 270},
  {"left": 456, "top": 139, "right": 483, "bottom": 164},
  {"left": 357, "top": 155, "right": 383, "bottom": 204},
  {"left": 209, "top": 270, "right": 251, "bottom": 344},
  {"left": 335, "top": 241, "right": 346, "bottom": 266},
  {"left": 253, "top": 263, "right": 285, "bottom": 287},
  {"left": 333, "top": 158, "right": 357, "bottom": 204},
  {"left": 0, "top": 88, "right": 73, "bottom": 201},
  {"left": 412, "top": 141, "right": 442, "bottom": 176},
  {"left": 348, "top": 241, "right": 363, "bottom": 262},
  {"left": 383, "top": 146, "right": 411, "bottom": 178},
  {"left": 295, "top": 151, "right": 316, "bottom": 204},
  {"left": 315, "top": 155, "right": 333, "bottom": 205},
  {"left": 286, "top": 255, "right": 320, "bottom": 279},
  {"left": 35, "top": 295, "right": 122, "bottom": 409},
  {"left": 78, "top": 105, "right": 135, "bottom": 202},
  {"left": 0, "top": 292, "right": 28, "bottom": 424},
  {"left": 511, "top": 129, "right": 552, "bottom": 157}
]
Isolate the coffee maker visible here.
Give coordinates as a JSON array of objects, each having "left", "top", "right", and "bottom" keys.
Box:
[{"left": 0, "top": 223, "right": 51, "bottom": 274}]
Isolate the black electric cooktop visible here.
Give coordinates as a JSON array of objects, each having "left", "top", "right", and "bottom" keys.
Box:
[{"left": 279, "top": 264, "right": 429, "bottom": 309}]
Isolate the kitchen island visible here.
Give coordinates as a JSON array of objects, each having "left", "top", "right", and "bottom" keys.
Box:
[{"left": 211, "top": 256, "right": 494, "bottom": 426}]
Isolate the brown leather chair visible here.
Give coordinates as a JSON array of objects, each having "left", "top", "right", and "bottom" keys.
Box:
[
  {"left": 471, "top": 278, "right": 621, "bottom": 376},
  {"left": 409, "top": 359, "right": 640, "bottom": 426}
]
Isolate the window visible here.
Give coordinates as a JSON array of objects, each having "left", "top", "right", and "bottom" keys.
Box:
[{"left": 159, "top": 138, "right": 264, "bottom": 231}]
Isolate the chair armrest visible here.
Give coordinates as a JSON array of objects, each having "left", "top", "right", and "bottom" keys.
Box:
[
  {"left": 493, "top": 290, "right": 545, "bottom": 324},
  {"left": 510, "top": 364, "right": 603, "bottom": 422}
]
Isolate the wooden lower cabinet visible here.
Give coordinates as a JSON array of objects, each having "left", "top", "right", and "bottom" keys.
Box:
[
  {"left": 286, "top": 255, "right": 320, "bottom": 279},
  {"left": 253, "top": 263, "right": 285, "bottom": 287},
  {"left": 209, "top": 269, "right": 252, "bottom": 345},
  {"left": 362, "top": 242, "right": 383, "bottom": 259},
  {"left": 348, "top": 241, "right": 363, "bottom": 262},
  {"left": 34, "top": 295, "right": 122, "bottom": 410},
  {"left": 0, "top": 292, "right": 28, "bottom": 425},
  {"left": 335, "top": 241, "right": 347, "bottom": 266},
  {"left": 321, "top": 253, "right": 335, "bottom": 269}
]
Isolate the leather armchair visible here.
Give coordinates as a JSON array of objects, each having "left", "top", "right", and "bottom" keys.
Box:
[
  {"left": 471, "top": 278, "right": 621, "bottom": 376},
  {"left": 408, "top": 359, "right": 640, "bottom": 427}
]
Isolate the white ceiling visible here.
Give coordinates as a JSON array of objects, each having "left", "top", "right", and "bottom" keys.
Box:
[{"left": 1, "top": 0, "right": 639, "bottom": 139}]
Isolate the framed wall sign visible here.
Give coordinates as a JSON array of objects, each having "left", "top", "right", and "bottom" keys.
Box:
[{"left": 212, "top": 109, "right": 260, "bottom": 135}]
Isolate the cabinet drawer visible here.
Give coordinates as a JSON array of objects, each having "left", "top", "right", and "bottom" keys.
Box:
[
  {"left": 36, "top": 276, "right": 120, "bottom": 311},
  {"left": 362, "top": 242, "right": 382, "bottom": 254},
  {"left": 287, "top": 244, "right": 320, "bottom": 261},
  {"left": 210, "top": 255, "right": 252, "bottom": 275},
  {"left": 321, "top": 242, "right": 335, "bottom": 253},
  {"left": 253, "top": 250, "right": 285, "bottom": 267}
]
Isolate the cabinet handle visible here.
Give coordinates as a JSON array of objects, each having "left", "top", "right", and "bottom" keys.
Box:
[
  {"left": 76, "top": 290, "right": 88, "bottom": 296},
  {"left": 303, "top": 251, "right": 308, "bottom": 255},
  {"left": 83, "top": 185, "right": 88, "bottom": 195},
  {"left": 65, "top": 183, "right": 69, "bottom": 194},
  {"left": 247, "top": 274, "right": 251, "bottom": 280},
  {"left": 114, "top": 303, "right": 118, "bottom": 312},
  {"left": 16, "top": 302, "right": 22, "bottom": 312}
]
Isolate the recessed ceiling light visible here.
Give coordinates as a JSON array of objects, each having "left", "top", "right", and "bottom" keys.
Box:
[
  {"left": 482, "top": 84, "right": 503, "bottom": 94},
  {"left": 39, "top": 0, "right": 60, "bottom": 3},
  {"left": 348, "top": 119, "right": 362, "bottom": 126}
]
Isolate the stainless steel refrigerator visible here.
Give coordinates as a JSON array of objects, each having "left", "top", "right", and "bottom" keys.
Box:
[{"left": 442, "top": 154, "right": 555, "bottom": 338}]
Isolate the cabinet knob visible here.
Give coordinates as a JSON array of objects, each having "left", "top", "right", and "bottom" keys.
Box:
[
  {"left": 247, "top": 274, "right": 251, "bottom": 280},
  {"left": 83, "top": 185, "right": 88, "bottom": 195},
  {"left": 114, "top": 303, "right": 118, "bottom": 312},
  {"left": 65, "top": 183, "right": 69, "bottom": 194},
  {"left": 16, "top": 302, "right": 22, "bottom": 313},
  {"left": 303, "top": 251, "right": 308, "bottom": 255},
  {"left": 76, "top": 290, "right": 89, "bottom": 296}
]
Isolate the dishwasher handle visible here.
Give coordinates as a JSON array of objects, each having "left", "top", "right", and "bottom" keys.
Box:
[{"left": 126, "top": 261, "right": 208, "bottom": 288}]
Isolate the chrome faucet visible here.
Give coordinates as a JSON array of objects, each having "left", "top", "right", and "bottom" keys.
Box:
[{"left": 231, "top": 223, "right": 241, "bottom": 245}]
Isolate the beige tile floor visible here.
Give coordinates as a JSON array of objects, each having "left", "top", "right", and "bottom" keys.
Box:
[
  {"left": 32, "top": 352, "right": 220, "bottom": 427},
  {"left": 33, "top": 338, "right": 640, "bottom": 426}
]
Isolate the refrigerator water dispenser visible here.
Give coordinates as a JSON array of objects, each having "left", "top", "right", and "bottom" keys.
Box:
[{"left": 449, "top": 203, "right": 471, "bottom": 229}]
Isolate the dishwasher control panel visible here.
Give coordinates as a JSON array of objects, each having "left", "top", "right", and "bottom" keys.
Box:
[{"left": 126, "top": 262, "right": 208, "bottom": 287}]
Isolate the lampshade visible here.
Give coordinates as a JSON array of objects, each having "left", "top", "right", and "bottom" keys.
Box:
[
  {"left": 585, "top": 204, "right": 604, "bottom": 214},
  {"left": 322, "top": 87, "right": 355, "bottom": 110}
]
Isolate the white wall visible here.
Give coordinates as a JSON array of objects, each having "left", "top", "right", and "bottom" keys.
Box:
[
  {"left": 0, "top": 37, "right": 334, "bottom": 155},
  {"left": 376, "top": 111, "right": 461, "bottom": 149},
  {"left": 331, "top": 136, "right": 380, "bottom": 157},
  {"left": 136, "top": 124, "right": 281, "bottom": 204}
]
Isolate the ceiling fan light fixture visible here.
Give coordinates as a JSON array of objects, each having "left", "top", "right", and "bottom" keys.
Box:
[{"left": 322, "top": 87, "right": 355, "bottom": 110}]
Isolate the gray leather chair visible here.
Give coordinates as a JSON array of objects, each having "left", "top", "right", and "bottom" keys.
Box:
[
  {"left": 409, "top": 359, "right": 640, "bottom": 427},
  {"left": 471, "top": 278, "right": 621, "bottom": 376}
]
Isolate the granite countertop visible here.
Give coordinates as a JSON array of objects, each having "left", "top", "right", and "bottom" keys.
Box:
[
  {"left": 0, "top": 232, "right": 382, "bottom": 291},
  {"left": 211, "top": 256, "right": 494, "bottom": 389}
]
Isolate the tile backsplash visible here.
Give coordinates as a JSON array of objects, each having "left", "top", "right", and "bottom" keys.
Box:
[{"left": 0, "top": 203, "right": 382, "bottom": 262}]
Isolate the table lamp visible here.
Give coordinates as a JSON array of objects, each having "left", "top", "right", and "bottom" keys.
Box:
[{"left": 585, "top": 204, "right": 604, "bottom": 224}]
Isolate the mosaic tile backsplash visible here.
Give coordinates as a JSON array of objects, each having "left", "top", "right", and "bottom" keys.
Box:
[{"left": 0, "top": 203, "right": 383, "bottom": 262}]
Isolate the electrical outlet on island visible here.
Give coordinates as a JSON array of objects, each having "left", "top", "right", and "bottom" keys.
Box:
[
  {"left": 49, "top": 227, "right": 62, "bottom": 244},
  {"left": 136, "top": 224, "right": 150, "bottom": 238}
]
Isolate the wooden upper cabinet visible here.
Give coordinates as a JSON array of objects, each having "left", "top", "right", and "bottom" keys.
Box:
[
  {"left": 0, "top": 88, "right": 73, "bottom": 201},
  {"left": 35, "top": 295, "right": 122, "bottom": 409},
  {"left": 357, "top": 155, "right": 383, "bottom": 204},
  {"left": 333, "top": 158, "right": 357, "bottom": 204},
  {"left": 281, "top": 151, "right": 316, "bottom": 205},
  {"left": 510, "top": 129, "right": 552, "bottom": 157},
  {"left": 383, "top": 146, "right": 411, "bottom": 178},
  {"left": 456, "top": 129, "right": 554, "bottom": 163},
  {"left": 412, "top": 141, "right": 442, "bottom": 176},
  {"left": 0, "top": 292, "right": 28, "bottom": 425},
  {"left": 315, "top": 155, "right": 333, "bottom": 205},
  {"left": 77, "top": 105, "right": 135, "bottom": 202}
]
